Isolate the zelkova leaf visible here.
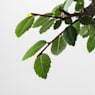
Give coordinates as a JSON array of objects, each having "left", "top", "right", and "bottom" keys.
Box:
[
  {"left": 51, "top": 35, "right": 66, "bottom": 55},
  {"left": 33, "top": 16, "right": 50, "bottom": 28},
  {"left": 65, "top": 17, "right": 72, "bottom": 24},
  {"left": 63, "top": 25, "right": 77, "bottom": 46},
  {"left": 87, "top": 34, "right": 95, "bottom": 52},
  {"left": 52, "top": 3, "right": 65, "bottom": 16},
  {"left": 40, "top": 19, "right": 54, "bottom": 34},
  {"left": 15, "top": 16, "right": 34, "bottom": 37},
  {"left": 34, "top": 53, "right": 51, "bottom": 79},
  {"left": 64, "top": 0, "right": 73, "bottom": 11},
  {"left": 73, "top": 21, "right": 80, "bottom": 34},
  {"left": 53, "top": 19, "right": 62, "bottom": 30},
  {"left": 79, "top": 16, "right": 92, "bottom": 25},
  {"left": 79, "top": 25, "right": 89, "bottom": 37},
  {"left": 22, "top": 40, "right": 46, "bottom": 60},
  {"left": 80, "top": 25, "right": 95, "bottom": 38},
  {"left": 75, "top": 0, "right": 84, "bottom": 12}
]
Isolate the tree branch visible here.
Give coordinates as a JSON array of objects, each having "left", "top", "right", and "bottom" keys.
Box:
[
  {"left": 37, "top": 30, "right": 63, "bottom": 56},
  {"left": 37, "top": 19, "right": 78, "bottom": 57},
  {"left": 36, "top": 0, "right": 95, "bottom": 56},
  {"left": 31, "top": 12, "right": 82, "bottom": 21}
]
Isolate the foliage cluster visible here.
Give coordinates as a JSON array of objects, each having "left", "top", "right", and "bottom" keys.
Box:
[{"left": 15, "top": 0, "right": 95, "bottom": 79}]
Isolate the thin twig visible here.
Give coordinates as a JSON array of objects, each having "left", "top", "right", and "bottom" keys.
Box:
[
  {"left": 31, "top": 12, "right": 64, "bottom": 20},
  {"left": 37, "top": 19, "right": 78, "bottom": 57},
  {"left": 37, "top": 30, "right": 64, "bottom": 56},
  {"left": 31, "top": 12, "right": 82, "bottom": 20}
]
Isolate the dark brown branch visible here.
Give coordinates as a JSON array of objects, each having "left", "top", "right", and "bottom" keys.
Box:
[
  {"left": 31, "top": 12, "right": 65, "bottom": 20},
  {"left": 31, "top": 12, "right": 82, "bottom": 21}
]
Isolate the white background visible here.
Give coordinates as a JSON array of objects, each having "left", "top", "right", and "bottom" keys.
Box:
[{"left": 0, "top": 0, "right": 95, "bottom": 95}]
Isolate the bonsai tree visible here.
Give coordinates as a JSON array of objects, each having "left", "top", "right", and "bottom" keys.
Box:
[{"left": 15, "top": 0, "right": 95, "bottom": 79}]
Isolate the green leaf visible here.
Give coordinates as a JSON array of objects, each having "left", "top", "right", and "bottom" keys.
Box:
[
  {"left": 80, "top": 25, "right": 95, "bottom": 38},
  {"left": 51, "top": 35, "right": 66, "bottom": 55},
  {"left": 73, "top": 21, "right": 80, "bottom": 34},
  {"left": 91, "top": 18, "right": 95, "bottom": 27},
  {"left": 75, "top": 0, "right": 84, "bottom": 12},
  {"left": 15, "top": 16, "right": 34, "bottom": 37},
  {"left": 64, "top": 0, "right": 73, "bottom": 11},
  {"left": 53, "top": 19, "right": 62, "bottom": 29},
  {"left": 79, "top": 25, "right": 89, "bottom": 37},
  {"left": 89, "top": 25, "right": 95, "bottom": 34},
  {"left": 52, "top": 0, "right": 73, "bottom": 16},
  {"left": 40, "top": 19, "right": 54, "bottom": 34},
  {"left": 87, "top": 34, "right": 95, "bottom": 52},
  {"left": 63, "top": 26, "right": 77, "bottom": 46},
  {"left": 79, "top": 16, "right": 92, "bottom": 25},
  {"left": 52, "top": 3, "right": 65, "bottom": 16},
  {"left": 65, "top": 18, "right": 72, "bottom": 24},
  {"left": 34, "top": 53, "right": 51, "bottom": 79},
  {"left": 33, "top": 16, "right": 49, "bottom": 28},
  {"left": 22, "top": 40, "right": 46, "bottom": 60}
]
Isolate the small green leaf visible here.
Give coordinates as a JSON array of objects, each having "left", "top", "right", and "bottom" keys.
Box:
[
  {"left": 80, "top": 25, "right": 95, "bottom": 38},
  {"left": 65, "top": 18, "right": 72, "bottom": 24},
  {"left": 15, "top": 16, "right": 34, "bottom": 37},
  {"left": 40, "top": 19, "right": 54, "bottom": 34},
  {"left": 80, "top": 25, "right": 89, "bottom": 37},
  {"left": 73, "top": 21, "right": 80, "bottom": 34},
  {"left": 51, "top": 35, "right": 66, "bottom": 55},
  {"left": 87, "top": 34, "right": 95, "bottom": 52},
  {"left": 53, "top": 19, "right": 62, "bottom": 30},
  {"left": 75, "top": 0, "right": 84, "bottom": 12},
  {"left": 22, "top": 40, "right": 46, "bottom": 60},
  {"left": 34, "top": 53, "right": 51, "bottom": 79},
  {"left": 89, "top": 25, "right": 95, "bottom": 34},
  {"left": 64, "top": 0, "right": 73, "bottom": 11},
  {"left": 63, "top": 26, "right": 77, "bottom": 46},
  {"left": 33, "top": 16, "right": 49, "bottom": 28},
  {"left": 52, "top": 3, "right": 65, "bottom": 16},
  {"left": 79, "top": 16, "right": 92, "bottom": 25}
]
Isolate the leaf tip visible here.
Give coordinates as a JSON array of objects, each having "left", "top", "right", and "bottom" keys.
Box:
[
  {"left": 87, "top": 48, "right": 93, "bottom": 53},
  {"left": 22, "top": 56, "right": 26, "bottom": 61}
]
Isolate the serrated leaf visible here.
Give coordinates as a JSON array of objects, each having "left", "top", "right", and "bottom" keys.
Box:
[
  {"left": 51, "top": 35, "right": 66, "bottom": 55},
  {"left": 32, "top": 13, "right": 52, "bottom": 28},
  {"left": 15, "top": 16, "right": 34, "bottom": 37},
  {"left": 22, "top": 40, "right": 46, "bottom": 60},
  {"left": 87, "top": 34, "right": 95, "bottom": 52},
  {"left": 80, "top": 25, "right": 95, "bottom": 38},
  {"left": 33, "top": 16, "right": 49, "bottom": 28},
  {"left": 63, "top": 26, "right": 77, "bottom": 46},
  {"left": 79, "top": 25, "right": 89, "bottom": 37},
  {"left": 89, "top": 25, "right": 95, "bottom": 34},
  {"left": 65, "top": 17, "right": 72, "bottom": 24},
  {"left": 40, "top": 19, "right": 54, "bottom": 34},
  {"left": 64, "top": 0, "right": 73, "bottom": 11},
  {"left": 75, "top": 0, "right": 84, "bottom": 12},
  {"left": 52, "top": 3, "right": 65, "bottom": 16},
  {"left": 34, "top": 53, "right": 51, "bottom": 79},
  {"left": 79, "top": 16, "right": 92, "bottom": 25},
  {"left": 73, "top": 21, "right": 80, "bottom": 34},
  {"left": 53, "top": 19, "right": 62, "bottom": 29}
]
